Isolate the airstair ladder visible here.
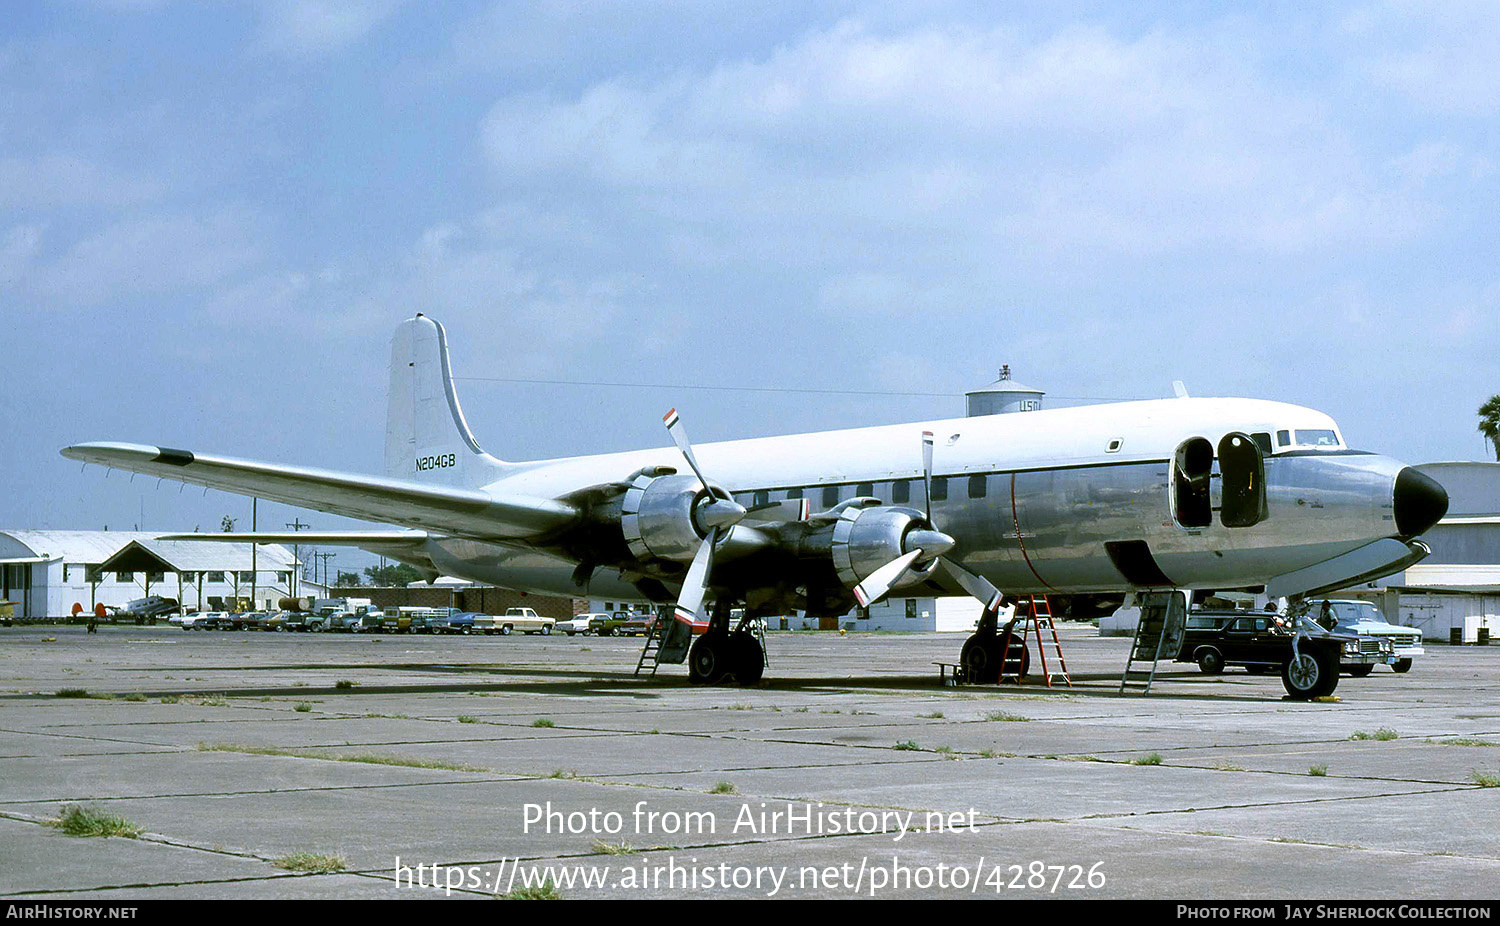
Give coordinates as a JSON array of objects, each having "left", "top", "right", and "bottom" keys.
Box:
[
  {"left": 635, "top": 614, "right": 669, "bottom": 676},
  {"left": 999, "top": 595, "right": 1072, "bottom": 687},
  {"left": 1119, "top": 593, "right": 1180, "bottom": 694}
]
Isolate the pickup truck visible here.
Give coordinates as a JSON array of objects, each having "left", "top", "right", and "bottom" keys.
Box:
[
  {"left": 588, "top": 611, "right": 656, "bottom": 636},
  {"left": 475, "top": 607, "right": 556, "bottom": 635}
]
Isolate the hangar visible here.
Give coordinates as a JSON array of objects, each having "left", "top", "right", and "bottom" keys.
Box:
[{"left": 0, "top": 530, "right": 300, "bottom": 619}]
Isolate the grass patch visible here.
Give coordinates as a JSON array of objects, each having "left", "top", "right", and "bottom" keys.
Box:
[
  {"left": 986, "top": 711, "right": 1030, "bottom": 722},
  {"left": 1428, "top": 738, "right": 1500, "bottom": 747},
  {"left": 1470, "top": 770, "right": 1500, "bottom": 787},
  {"left": 122, "top": 693, "right": 147, "bottom": 702},
  {"left": 55, "top": 688, "right": 90, "bottom": 698},
  {"left": 546, "top": 769, "right": 577, "bottom": 780},
  {"left": 894, "top": 740, "right": 921, "bottom": 751},
  {"left": 200, "top": 696, "right": 229, "bottom": 707},
  {"left": 1309, "top": 764, "right": 1329, "bottom": 777},
  {"left": 195, "top": 742, "right": 487, "bottom": 772},
  {"left": 158, "top": 695, "right": 180, "bottom": 704},
  {"left": 918, "top": 711, "right": 944, "bottom": 719},
  {"left": 273, "top": 852, "right": 347, "bottom": 873},
  {"left": 532, "top": 718, "right": 555, "bottom": 728},
  {"left": 457, "top": 715, "right": 479, "bottom": 724},
  {"left": 500, "top": 879, "right": 561, "bottom": 900},
  {"left": 46, "top": 804, "right": 142, "bottom": 838},
  {"left": 710, "top": 781, "right": 737, "bottom": 794},
  {"left": 727, "top": 703, "right": 753, "bottom": 711},
  {"left": 591, "top": 839, "right": 638, "bottom": 856},
  {"left": 1131, "top": 753, "right": 1163, "bottom": 766},
  {"left": 294, "top": 702, "right": 312, "bottom": 713},
  {"left": 334, "top": 680, "right": 358, "bottom": 690},
  {"left": 1350, "top": 728, "right": 1399, "bottom": 741}
]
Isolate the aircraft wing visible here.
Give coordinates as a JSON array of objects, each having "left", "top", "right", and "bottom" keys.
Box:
[{"left": 62, "top": 442, "right": 578, "bottom": 541}]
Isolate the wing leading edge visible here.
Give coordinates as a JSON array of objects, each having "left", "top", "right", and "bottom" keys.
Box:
[{"left": 61, "top": 442, "right": 578, "bottom": 541}]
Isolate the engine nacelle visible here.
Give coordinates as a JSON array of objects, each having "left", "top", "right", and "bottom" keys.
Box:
[
  {"left": 829, "top": 504, "right": 938, "bottom": 593},
  {"left": 620, "top": 472, "right": 725, "bottom": 563}
]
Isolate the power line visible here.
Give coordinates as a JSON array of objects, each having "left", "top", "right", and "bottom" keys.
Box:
[{"left": 454, "top": 375, "right": 1137, "bottom": 403}]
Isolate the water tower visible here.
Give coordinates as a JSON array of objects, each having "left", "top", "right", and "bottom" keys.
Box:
[{"left": 966, "top": 365, "right": 1044, "bottom": 417}]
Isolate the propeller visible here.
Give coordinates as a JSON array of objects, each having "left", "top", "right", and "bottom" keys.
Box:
[{"left": 848, "top": 429, "right": 1004, "bottom": 614}]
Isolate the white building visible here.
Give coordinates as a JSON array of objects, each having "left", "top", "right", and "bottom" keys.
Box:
[{"left": 0, "top": 530, "right": 301, "bottom": 618}]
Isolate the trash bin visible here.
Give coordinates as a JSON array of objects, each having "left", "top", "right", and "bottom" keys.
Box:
[
  {"left": 1480, "top": 628, "right": 1491, "bottom": 646},
  {"left": 1450, "top": 627, "right": 1463, "bottom": 646}
]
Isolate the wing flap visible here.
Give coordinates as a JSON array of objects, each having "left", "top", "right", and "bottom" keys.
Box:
[{"left": 63, "top": 442, "right": 577, "bottom": 541}]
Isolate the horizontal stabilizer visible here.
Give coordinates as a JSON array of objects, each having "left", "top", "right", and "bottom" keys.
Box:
[{"left": 63, "top": 442, "right": 577, "bottom": 541}]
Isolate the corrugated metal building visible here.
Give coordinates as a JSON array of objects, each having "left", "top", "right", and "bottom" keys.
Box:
[{"left": 0, "top": 530, "right": 301, "bottom": 618}]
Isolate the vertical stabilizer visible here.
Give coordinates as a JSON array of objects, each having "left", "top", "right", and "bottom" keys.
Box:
[{"left": 384, "top": 315, "right": 507, "bottom": 488}]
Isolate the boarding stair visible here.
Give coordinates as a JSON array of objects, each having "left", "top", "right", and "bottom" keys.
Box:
[{"left": 1119, "top": 590, "right": 1188, "bottom": 694}]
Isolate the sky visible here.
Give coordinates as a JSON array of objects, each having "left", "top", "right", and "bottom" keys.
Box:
[{"left": 2, "top": 1, "right": 1498, "bottom": 575}]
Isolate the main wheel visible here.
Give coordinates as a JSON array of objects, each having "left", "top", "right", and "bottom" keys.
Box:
[
  {"left": 1347, "top": 664, "right": 1375, "bottom": 678},
  {"left": 1195, "top": 647, "right": 1224, "bottom": 675},
  {"left": 730, "top": 633, "right": 764, "bottom": 685},
  {"left": 1392, "top": 658, "right": 1412, "bottom": 674},
  {"left": 689, "top": 633, "right": 728, "bottom": 685},
  {"left": 960, "top": 634, "right": 1001, "bottom": 683}
]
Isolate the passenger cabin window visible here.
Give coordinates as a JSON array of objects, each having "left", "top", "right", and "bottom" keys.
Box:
[
  {"left": 786, "top": 488, "right": 803, "bottom": 500},
  {"left": 892, "top": 480, "right": 910, "bottom": 504},
  {"left": 822, "top": 485, "right": 840, "bottom": 507},
  {"left": 968, "top": 474, "right": 987, "bottom": 499},
  {"left": 1276, "top": 429, "right": 1291, "bottom": 448},
  {"left": 1218, "top": 432, "right": 1268, "bottom": 528},
  {"left": 753, "top": 490, "right": 769, "bottom": 507},
  {"left": 1171, "top": 437, "right": 1213, "bottom": 529},
  {"left": 856, "top": 482, "right": 874, "bottom": 498},
  {"left": 930, "top": 476, "right": 948, "bottom": 502}
]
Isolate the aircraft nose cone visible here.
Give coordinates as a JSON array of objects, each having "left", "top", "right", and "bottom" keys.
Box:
[{"left": 1394, "top": 467, "right": 1448, "bottom": 538}]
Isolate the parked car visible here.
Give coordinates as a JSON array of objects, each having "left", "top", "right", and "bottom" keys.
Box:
[
  {"left": 475, "top": 607, "right": 555, "bottom": 635},
  {"left": 439, "top": 611, "right": 477, "bottom": 634},
  {"left": 588, "top": 611, "right": 655, "bottom": 636},
  {"left": 556, "top": 614, "right": 599, "bottom": 636},
  {"left": 1175, "top": 609, "right": 1385, "bottom": 699},
  {"left": 349, "top": 610, "right": 387, "bottom": 633},
  {"left": 1307, "top": 599, "right": 1424, "bottom": 674}
]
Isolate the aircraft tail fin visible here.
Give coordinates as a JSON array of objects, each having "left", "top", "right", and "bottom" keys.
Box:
[{"left": 384, "top": 315, "right": 508, "bottom": 488}]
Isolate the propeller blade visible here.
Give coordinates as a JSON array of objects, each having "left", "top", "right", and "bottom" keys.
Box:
[
  {"left": 740, "top": 497, "right": 810, "bottom": 523},
  {"left": 921, "top": 430, "right": 935, "bottom": 521},
  {"left": 663, "top": 408, "right": 712, "bottom": 492},
  {"left": 935, "top": 558, "right": 1004, "bottom": 613},
  {"left": 673, "top": 526, "right": 718, "bottom": 629},
  {"left": 852, "top": 548, "right": 925, "bottom": 608}
]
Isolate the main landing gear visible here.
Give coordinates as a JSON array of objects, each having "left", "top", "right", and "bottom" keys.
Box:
[
  {"left": 960, "top": 604, "right": 1029, "bottom": 683},
  {"left": 687, "top": 601, "right": 766, "bottom": 686}
]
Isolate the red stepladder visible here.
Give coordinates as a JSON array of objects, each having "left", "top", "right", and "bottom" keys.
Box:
[{"left": 998, "top": 595, "right": 1072, "bottom": 688}]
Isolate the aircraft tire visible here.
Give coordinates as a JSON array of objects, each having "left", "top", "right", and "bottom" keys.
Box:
[
  {"left": 689, "top": 633, "right": 728, "bottom": 685},
  {"left": 731, "top": 633, "right": 764, "bottom": 685},
  {"left": 960, "top": 634, "right": 1000, "bottom": 684},
  {"left": 1282, "top": 648, "right": 1338, "bottom": 700}
]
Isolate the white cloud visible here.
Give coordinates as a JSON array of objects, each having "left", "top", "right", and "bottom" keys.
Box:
[{"left": 254, "top": 0, "right": 406, "bottom": 58}]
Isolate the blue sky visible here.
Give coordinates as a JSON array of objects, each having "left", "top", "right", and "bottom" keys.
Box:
[{"left": 2, "top": 1, "right": 1497, "bottom": 571}]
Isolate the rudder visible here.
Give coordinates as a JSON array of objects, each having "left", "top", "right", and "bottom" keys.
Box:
[{"left": 384, "top": 314, "right": 507, "bottom": 488}]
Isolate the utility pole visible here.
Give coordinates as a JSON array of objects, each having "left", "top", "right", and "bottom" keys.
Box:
[
  {"left": 317, "top": 552, "right": 336, "bottom": 590},
  {"left": 285, "top": 518, "right": 311, "bottom": 598},
  {"left": 250, "top": 498, "right": 258, "bottom": 610}
]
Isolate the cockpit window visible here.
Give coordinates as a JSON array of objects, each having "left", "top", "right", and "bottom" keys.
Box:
[
  {"left": 1276, "top": 429, "right": 1291, "bottom": 448},
  {"left": 1294, "top": 429, "right": 1341, "bottom": 448}
]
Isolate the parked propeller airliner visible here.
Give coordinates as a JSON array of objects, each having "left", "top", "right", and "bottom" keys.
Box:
[{"left": 62, "top": 316, "right": 1448, "bottom": 691}]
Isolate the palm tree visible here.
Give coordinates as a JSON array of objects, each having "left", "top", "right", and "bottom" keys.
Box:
[{"left": 1480, "top": 395, "right": 1500, "bottom": 461}]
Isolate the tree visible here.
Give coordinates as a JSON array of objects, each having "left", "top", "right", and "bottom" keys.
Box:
[
  {"left": 221, "top": 515, "right": 237, "bottom": 532},
  {"left": 336, "top": 571, "right": 362, "bottom": 587},
  {"left": 1481, "top": 395, "right": 1500, "bottom": 462},
  {"left": 364, "top": 563, "right": 425, "bottom": 586}
]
